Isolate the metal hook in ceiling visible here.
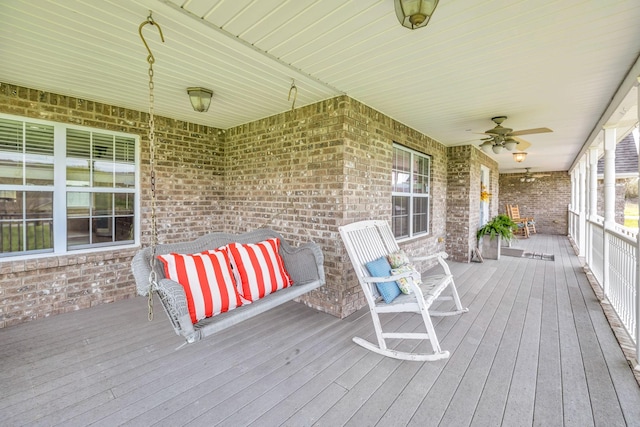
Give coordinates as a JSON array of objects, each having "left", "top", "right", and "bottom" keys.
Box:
[
  {"left": 138, "top": 11, "right": 165, "bottom": 64},
  {"left": 288, "top": 79, "right": 297, "bottom": 111}
]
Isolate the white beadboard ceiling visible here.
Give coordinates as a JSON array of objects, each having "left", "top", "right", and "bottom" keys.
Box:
[{"left": 1, "top": 0, "right": 639, "bottom": 173}]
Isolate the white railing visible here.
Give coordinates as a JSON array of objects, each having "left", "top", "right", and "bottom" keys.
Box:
[
  {"left": 569, "top": 208, "right": 580, "bottom": 251},
  {"left": 589, "top": 218, "right": 604, "bottom": 285},
  {"left": 579, "top": 217, "right": 638, "bottom": 346},
  {"left": 607, "top": 230, "right": 637, "bottom": 341}
]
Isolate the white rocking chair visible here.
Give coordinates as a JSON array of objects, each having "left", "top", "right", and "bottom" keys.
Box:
[{"left": 339, "top": 220, "right": 468, "bottom": 362}]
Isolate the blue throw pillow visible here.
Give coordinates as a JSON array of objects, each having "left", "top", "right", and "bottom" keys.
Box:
[{"left": 365, "top": 256, "right": 401, "bottom": 304}]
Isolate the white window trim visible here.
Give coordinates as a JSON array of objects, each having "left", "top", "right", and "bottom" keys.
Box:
[{"left": 0, "top": 113, "right": 140, "bottom": 261}]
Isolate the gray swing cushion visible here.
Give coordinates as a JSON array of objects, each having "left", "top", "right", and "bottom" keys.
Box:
[{"left": 131, "top": 229, "right": 325, "bottom": 343}]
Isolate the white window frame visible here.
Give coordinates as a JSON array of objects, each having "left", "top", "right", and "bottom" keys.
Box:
[
  {"left": 0, "top": 113, "right": 140, "bottom": 260},
  {"left": 391, "top": 143, "right": 431, "bottom": 240}
]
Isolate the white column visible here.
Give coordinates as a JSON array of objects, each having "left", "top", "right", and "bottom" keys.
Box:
[
  {"left": 586, "top": 147, "right": 599, "bottom": 267},
  {"left": 635, "top": 76, "right": 640, "bottom": 369},
  {"left": 602, "top": 127, "right": 616, "bottom": 300},
  {"left": 603, "top": 127, "right": 617, "bottom": 226},
  {"left": 588, "top": 146, "right": 599, "bottom": 220},
  {"left": 570, "top": 169, "right": 578, "bottom": 238},
  {"left": 578, "top": 157, "right": 587, "bottom": 255}
]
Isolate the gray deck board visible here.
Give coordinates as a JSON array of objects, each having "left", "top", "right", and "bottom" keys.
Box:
[{"left": 1, "top": 235, "right": 639, "bottom": 427}]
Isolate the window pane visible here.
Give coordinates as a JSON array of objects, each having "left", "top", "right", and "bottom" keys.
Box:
[
  {"left": 413, "top": 196, "right": 429, "bottom": 234},
  {"left": 115, "top": 216, "right": 134, "bottom": 242},
  {"left": 413, "top": 172, "right": 429, "bottom": 194},
  {"left": 67, "top": 217, "right": 90, "bottom": 247},
  {"left": 115, "top": 136, "right": 135, "bottom": 163},
  {"left": 114, "top": 163, "right": 135, "bottom": 188},
  {"left": 93, "top": 160, "right": 113, "bottom": 187},
  {"left": 93, "top": 217, "right": 113, "bottom": 242},
  {"left": 114, "top": 193, "right": 134, "bottom": 215},
  {"left": 25, "top": 123, "right": 54, "bottom": 185},
  {"left": 93, "top": 193, "right": 113, "bottom": 216},
  {"left": 392, "top": 147, "right": 411, "bottom": 193},
  {"left": 412, "top": 155, "right": 429, "bottom": 194},
  {"left": 0, "top": 118, "right": 24, "bottom": 186},
  {"left": 67, "top": 192, "right": 91, "bottom": 217},
  {"left": 93, "top": 133, "right": 113, "bottom": 187},
  {"left": 414, "top": 155, "right": 429, "bottom": 176},
  {"left": 67, "top": 129, "right": 91, "bottom": 186},
  {"left": 392, "top": 195, "right": 409, "bottom": 238},
  {"left": 25, "top": 191, "right": 53, "bottom": 219},
  {"left": 1, "top": 191, "right": 53, "bottom": 255}
]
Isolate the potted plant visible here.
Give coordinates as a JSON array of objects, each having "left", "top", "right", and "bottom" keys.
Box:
[{"left": 477, "top": 214, "right": 517, "bottom": 259}]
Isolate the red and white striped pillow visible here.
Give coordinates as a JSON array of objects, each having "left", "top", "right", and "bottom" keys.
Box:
[
  {"left": 157, "top": 249, "right": 242, "bottom": 324},
  {"left": 225, "top": 238, "right": 293, "bottom": 302}
]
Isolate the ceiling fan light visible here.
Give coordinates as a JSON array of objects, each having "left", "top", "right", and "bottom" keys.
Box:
[
  {"left": 394, "top": 0, "right": 439, "bottom": 29},
  {"left": 504, "top": 139, "right": 518, "bottom": 151},
  {"left": 480, "top": 140, "right": 493, "bottom": 153},
  {"left": 187, "top": 87, "right": 213, "bottom": 112},
  {"left": 491, "top": 144, "right": 503, "bottom": 154},
  {"left": 512, "top": 152, "right": 527, "bottom": 163}
]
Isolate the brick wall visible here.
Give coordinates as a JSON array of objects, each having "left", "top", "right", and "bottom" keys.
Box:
[
  {"left": 340, "top": 98, "right": 448, "bottom": 317},
  {"left": 499, "top": 171, "right": 570, "bottom": 234},
  {"left": 0, "top": 82, "right": 224, "bottom": 328},
  {"left": 445, "top": 146, "right": 499, "bottom": 262},
  {"left": 0, "top": 83, "right": 483, "bottom": 326},
  {"left": 223, "top": 96, "right": 449, "bottom": 318}
]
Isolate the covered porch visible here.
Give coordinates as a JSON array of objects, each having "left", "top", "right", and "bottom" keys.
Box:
[{"left": 3, "top": 234, "right": 639, "bottom": 426}]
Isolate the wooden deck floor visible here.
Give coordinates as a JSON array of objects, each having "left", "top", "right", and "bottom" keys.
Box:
[{"left": 2, "top": 235, "right": 640, "bottom": 426}]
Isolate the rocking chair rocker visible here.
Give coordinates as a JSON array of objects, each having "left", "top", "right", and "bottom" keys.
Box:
[{"left": 339, "top": 220, "right": 468, "bottom": 361}]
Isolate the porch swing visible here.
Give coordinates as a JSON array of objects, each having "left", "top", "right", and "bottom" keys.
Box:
[{"left": 131, "top": 14, "right": 325, "bottom": 344}]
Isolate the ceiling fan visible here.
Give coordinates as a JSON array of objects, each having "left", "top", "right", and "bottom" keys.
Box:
[
  {"left": 478, "top": 116, "right": 552, "bottom": 154},
  {"left": 520, "top": 167, "right": 551, "bottom": 182}
]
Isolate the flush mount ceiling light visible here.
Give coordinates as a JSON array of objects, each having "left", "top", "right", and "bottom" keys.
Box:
[
  {"left": 394, "top": 0, "right": 439, "bottom": 30},
  {"left": 513, "top": 152, "right": 528, "bottom": 163},
  {"left": 187, "top": 87, "right": 213, "bottom": 112}
]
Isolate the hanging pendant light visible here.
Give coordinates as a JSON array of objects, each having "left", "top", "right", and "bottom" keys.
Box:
[
  {"left": 394, "top": 0, "right": 439, "bottom": 30},
  {"left": 187, "top": 87, "right": 213, "bottom": 112},
  {"left": 513, "top": 152, "right": 528, "bottom": 163}
]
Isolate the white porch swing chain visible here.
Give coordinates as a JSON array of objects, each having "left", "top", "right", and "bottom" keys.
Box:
[{"left": 139, "top": 12, "right": 164, "bottom": 321}]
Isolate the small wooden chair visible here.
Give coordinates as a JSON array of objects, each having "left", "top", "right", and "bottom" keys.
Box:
[
  {"left": 506, "top": 204, "right": 536, "bottom": 236},
  {"left": 339, "top": 220, "right": 468, "bottom": 362}
]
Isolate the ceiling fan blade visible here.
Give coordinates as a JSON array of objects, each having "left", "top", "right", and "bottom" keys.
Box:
[
  {"left": 512, "top": 136, "right": 531, "bottom": 151},
  {"left": 510, "top": 127, "right": 553, "bottom": 136}
]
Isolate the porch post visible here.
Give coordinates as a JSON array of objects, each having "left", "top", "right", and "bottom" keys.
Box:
[
  {"left": 587, "top": 146, "right": 599, "bottom": 267},
  {"left": 578, "top": 157, "right": 587, "bottom": 256},
  {"left": 636, "top": 75, "right": 640, "bottom": 368},
  {"left": 571, "top": 168, "right": 579, "bottom": 241},
  {"left": 603, "top": 126, "right": 616, "bottom": 299}
]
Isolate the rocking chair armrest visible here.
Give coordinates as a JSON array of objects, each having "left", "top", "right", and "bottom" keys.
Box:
[
  {"left": 411, "top": 251, "right": 448, "bottom": 262},
  {"left": 361, "top": 270, "right": 416, "bottom": 283}
]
